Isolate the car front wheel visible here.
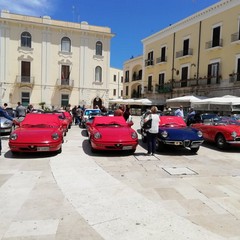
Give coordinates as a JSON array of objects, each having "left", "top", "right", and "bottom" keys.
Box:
[
  {"left": 190, "top": 147, "right": 199, "bottom": 153},
  {"left": 216, "top": 134, "right": 227, "bottom": 149}
]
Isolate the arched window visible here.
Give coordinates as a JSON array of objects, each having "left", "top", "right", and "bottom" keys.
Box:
[
  {"left": 96, "top": 41, "right": 102, "bottom": 55},
  {"left": 21, "top": 32, "right": 31, "bottom": 48},
  {"left": 95, "top": 66, "right": 102, "bottom": 82},
  {"left": 61, "top": 37, "right": 71, "bottom": 52}
]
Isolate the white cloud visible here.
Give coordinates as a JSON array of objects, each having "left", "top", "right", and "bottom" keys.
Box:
[{"left": 0, "top": 0, "right": 55, "bottom": 17}]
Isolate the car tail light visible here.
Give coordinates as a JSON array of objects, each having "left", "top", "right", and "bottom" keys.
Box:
[
  {"left": 52, "top": 133, "right": 60, "bottom": 140},
  {"left": 10, "top": 133, "right": 18, "bottom": 140},
  {"left": 94, "top": 132, "right": 101, "bottom": 139},
  {"left": 131, "top": 132, "right": 138, "bottom": 139}
]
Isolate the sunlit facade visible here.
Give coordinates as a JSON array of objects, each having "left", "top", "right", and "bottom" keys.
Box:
[
  {"left": 123, "top": 0, "right": 240, "bottom": 104},
  {"left": 0, "top": 10, "right": 114, "bottom": 109}
]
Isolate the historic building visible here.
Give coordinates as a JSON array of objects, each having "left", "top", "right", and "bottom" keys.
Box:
[
  {"left": 0, "top": 10, "right": 115, "bottom": 109},
  {"left": 123, "top": 0, "right": 240, "bottom": 105},
  {"left": 108, "top": 67, "right": 123, "bottom": 100}
]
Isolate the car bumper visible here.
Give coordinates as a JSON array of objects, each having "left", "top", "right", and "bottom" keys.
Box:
[
  {"left": 161, "top": 140, "right": 204, "bottom": 148},
  {"left": 9, "top": 142, "right": 62, "bottom": 152},
  {"left": 91, "top": 141, "right": 138, "bottom": 151}
]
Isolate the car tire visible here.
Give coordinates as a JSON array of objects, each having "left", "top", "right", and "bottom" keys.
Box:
[
  {"left": 57, "top": 147, "right": 62, "bottom": 154},
  {"left": 156, "top": 139, "right": 164, "bottom": 152},
  {"left": 190, "top": 147, "right": 199, "bottom": 153},
  {"left": 216, "top": 134, "right": 227, "bottom": 149}
]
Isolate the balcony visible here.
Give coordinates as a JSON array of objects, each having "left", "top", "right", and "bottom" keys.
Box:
[
  {"left": 145, "top": 59, "right": 154, "bottom": 67},
  {"left": 132, "top": 73, "right": 142, "bottom": 81},
  {"left": 57, "top": 78, "right": 74, "bottom": 89},
  {"left": 176, "top": 49, "right": 193, "bottom": 58},
  {"left": 205, "top": 39, "right": 223, "bottom": 49},
  {"left": 156, "top": 56, "right": 167, "bottom": 64},
  {"left": 231, "top": 32, "right": 240, "bottom": 44},
  {"left": 16, "top": 76, "right": 34, "bottom": 88},
  {"left": 156, "top": 83, "right": 172, "bottom": 93}
]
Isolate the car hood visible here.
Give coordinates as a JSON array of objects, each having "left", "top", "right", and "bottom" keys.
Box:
[
  {"left": 11, "top": 128, "right": 62, "bottom": 142},
  {"left": 94, "top": 126, "right": 135, "bottom": 140},
  {"left": 159, "top": 127, "right": 202, "bottom": 140}
]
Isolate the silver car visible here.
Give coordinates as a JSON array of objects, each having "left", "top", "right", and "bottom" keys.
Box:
[{"left": 0, "top": 116, "right": 14, "bottom": 134}]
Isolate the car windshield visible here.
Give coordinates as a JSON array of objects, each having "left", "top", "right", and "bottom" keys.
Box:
[
  {"left": 213, "top": 117, "right": 240, "bottom": 126},
  {"left": 85, "top": 110, "right": 101, "bottom": 116},
  {"left": 96, "top": 122, "right": 122, "bottom": 127},
  {"left": 21, "top": 123, "right": 58, "bottom": 128}
]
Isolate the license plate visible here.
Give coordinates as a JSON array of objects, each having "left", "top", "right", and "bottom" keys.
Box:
[
  {"left": 37, "top": 147, "right": 49, "bottom": 151},
  {"left": 123, "top": 146, "right": 132, "bottom": 150}
]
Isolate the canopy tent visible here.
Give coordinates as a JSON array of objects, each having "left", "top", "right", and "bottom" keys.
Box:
[
  {"left": 166, "top": 95, "right": 207, "bottom": 108},
  {"left": 192, "top": 95, "right": 240, "bottom": 112},
  {"left": 109, "top": 98, "right": 164, "bottom": 106}
]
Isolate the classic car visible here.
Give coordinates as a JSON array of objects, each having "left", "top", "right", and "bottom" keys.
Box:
[
  {"left": 58, "top": 110, "right": 73, "bottom": 129},
  {"left": 141, "top": 115, "right": 204, "bottom": 153},
  {"left": 80, "top": 108, "right": 102, "bottom": 128},
  {"left": 0, "top": 116, "right": 14, "bottom": 134},
  {"left": 191, "top": 116, "right": 240, "bottom": 149},
  {"left": 51, "top": 111, "right": 69, "bottom": 135},
  {"left": 9, "top": 113, "right": 63, "bottom": 154},
  {"left": 86, "top": 116, "right": 138, "bottom": 153}
]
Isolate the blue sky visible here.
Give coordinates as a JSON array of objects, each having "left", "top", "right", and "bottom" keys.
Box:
[{"left": 0, "top": 0, "right": 220, "bottom": 69}]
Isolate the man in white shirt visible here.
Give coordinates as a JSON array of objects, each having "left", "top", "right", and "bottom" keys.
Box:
[{"left": 174, "top": 105, "right": 184, "bottom": 118}]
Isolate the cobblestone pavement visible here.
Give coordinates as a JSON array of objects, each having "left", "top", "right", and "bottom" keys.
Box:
[{"left": 0, "top": 116, "right": 240, "bottom": 239}]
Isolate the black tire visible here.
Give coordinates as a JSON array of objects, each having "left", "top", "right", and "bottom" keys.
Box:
[
  {"left": 156, "top": 139, "right": 164, "bottom": 152},
  {"left": 57, "top": 147, "right": 62, "bottom": 154},
  {"left": 216, "top": 134, "right": 227, "bottom": 149},
  {"left": 190, "top": 147, "right": 199, "bottom": 153},
  {"left": 141, "top": 129, "right": 147, "bottom": 143}
]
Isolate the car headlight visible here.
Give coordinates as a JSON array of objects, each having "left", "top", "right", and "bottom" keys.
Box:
[
  {"left": 52, "top": 133, "right": 60, "bottom": 140},
  {"left": 131, "top": 132, "right": 138, "bottom": 139},
  {"left": 197, "top": 131, "right": 203, "bottom": 138},
  {"left": 161, "top": 130, "right": 168, "bottom": 138},
  {"left": 94, "top": 132, "right": 101, "bottom": 139},
  {"left": 10, "top": 133, "right": 18, "bottom": 140},
  {"left": 231, "top": 131, "right": 237, "bottom": 139}
]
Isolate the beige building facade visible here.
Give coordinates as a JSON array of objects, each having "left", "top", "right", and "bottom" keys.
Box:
[
  {"left": 123, "top": 0, "right": 240, "bottom": 106},
  {"left": 108, "top": 67, "right": 123, "bottom": 100},
  {"left": 0, "top": 10, "right": 114, "bottom": 109}
]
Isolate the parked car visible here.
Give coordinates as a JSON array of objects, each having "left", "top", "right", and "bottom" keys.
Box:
[
  {"left": 51, "top": 111, "right": 69, "bottom": 136},
  {"left": 86, "top": 116, "right": 138, "bottom": 153},
  {"left": 80, "top": 108, "right": 102, "bottom": 128},
  {"left": 9, "top": 113, "right": 63, "bottom": 154},
  {"left": 0, "top": 116, "right": 14, "bottom": 134},
  {"left": 141, "top": 115, "right": 204, "bottom": 153},
  {"left": 191, "top": 116, "right": 240, "bottom": 149}
]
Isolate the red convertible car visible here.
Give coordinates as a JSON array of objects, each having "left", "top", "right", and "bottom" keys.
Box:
[
  {"left": 9, "top": 113, "right": 63, "bottom": 154},
  {"left": 86, "top": 116, "right": 138, "bottom": 153},
  {"left": 191, "top": 117, "right": 240, "bottom": 149}
]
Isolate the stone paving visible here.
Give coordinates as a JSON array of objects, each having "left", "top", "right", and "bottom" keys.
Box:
[{"left": 0, "top": 116, "right": 240, "bottom": 239}]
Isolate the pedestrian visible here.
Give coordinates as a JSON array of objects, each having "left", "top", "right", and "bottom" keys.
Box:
[
  {"left": 76, "top": 105, "right": 82, "bottom": 125},
  {"left": 186, "top": 107, "right": 196, "bottom": 126},
  {"left": 71, "top": 106, "right": 77, "bottom": 124},
  {"left": 0, "top": 106, "right": 16, "bottom": 155},
  {"left": 123, "top": 106, "right": 131, "bottom": 121},
  {"left": 114, "top": 106, "right": 124, "bottom": 116},
  {"left": 16, "top": 102, "right": 26, "bottom": 122},
  {"left": 145, "top": 106, "right": 160, "bottom": 156},
  {"left": 174, "top": 105, "right": 184, "bottom": 118}
]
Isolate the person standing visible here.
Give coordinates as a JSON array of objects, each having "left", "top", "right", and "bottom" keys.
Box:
[
  {"left": 114, "top": 106, "right": 124, "bottom": 116},
  {"left": 145, "top": 106, "right": 160, "bottom": 156},
  {"left": 16, "top": 102, "right": 26, "bottom": 122},
  {"left": 174, "top": 105, "right": 184, "bottom": 118},
  {"left": 123, "top": 106, "right": 131, "bottom": 121},
  {"left": 0, "top": 106, "right": 15, "bottom": 155}
]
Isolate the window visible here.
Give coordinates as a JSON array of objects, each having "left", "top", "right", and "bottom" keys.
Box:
[
  {"left": 61, "top": 65, "right": 70, "bottom": 84},
  {"left": 21, "top": 92, "right": 30, "bottom": 106},
  {"left": 183, "top": 39, "right": 189, "bottom": 56},
  {"left": 21, "top": 61, "right": 31, "bottom": 83},
  {"left": 126, "top": 86, "right": 129, "bottom": 96},
  {"left": 21, "top": 32, "right": 31, "bottom": 48},
  {"left": 212, "top": 26, "right": 221, "bottom": 47},
  {"left": 161, "top": 46, "right": 166, "bottom": 62},
  {"left": 181, "top": 67, "right": 188, "bottom": 87},
  {"left": 158, "top": 73, "right": 165, "bottom": 86},
  {"left": 121, "top": 76, "right": 123, "bottom": 83},
  {"left": 113, "top": 89, "right": 116, "bottom": 96},
  {"left": 237, "top": 58, "right": 240, "bottom": 81},
  {"left": 147, "top": 76, "right": 152, "bottom": 91},
  {"left": 146, "top": 51, "right": 154, "bottom": 66},
  {"left": 125, "top": 71, "right": 129, "bottom": 82},
  {"left": 61, "top": 94, "right": 69, "bottom": 107},
  {"left": 207, "top": 62, "right": 220, "bottom": 84},
  {"left": 95, "top": 66, "right": 102, "bottom": 82},
  {"left": 113, "top": 74, "right": 116, "bottom": 82},
  {"left": 96, "top": 41, "right": 102, "bottom": 55},
  {"left": 61, "top": 37, "right": 71, "bottom": 52}
]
